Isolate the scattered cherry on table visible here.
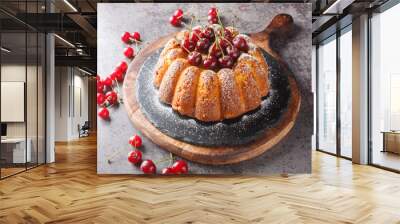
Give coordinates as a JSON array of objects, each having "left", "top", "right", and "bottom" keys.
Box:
[
  {"left": 128, "top": 149, "right": 142, "bottom": 164},
  {"left": 140, "top": 160, "right": 156, "bottom": 174}
]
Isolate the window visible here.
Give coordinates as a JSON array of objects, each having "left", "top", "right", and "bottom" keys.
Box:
[
  {"left": 370, "top": 3, "right": 400, "bottom": 171},
  {"left": 317, "top": 36, "right": 337, "bottom": 154}
]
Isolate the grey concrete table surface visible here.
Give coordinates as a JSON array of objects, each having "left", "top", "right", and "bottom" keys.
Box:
[{"left": 97, "top": 3, "right": 312, "bottom": 175}]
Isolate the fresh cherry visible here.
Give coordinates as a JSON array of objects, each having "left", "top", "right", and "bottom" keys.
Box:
[
  {"left": 187, "top": 51, "right": 202, "bottom": 66},
  {"left": 128, "top": 149, "right": 142, "bottom": 164},
  {"left": 131, "top": 32, "right": 140, "bottom": 41},
  {"left": 190, "top": 27, "right": 202, "bottom": 43},
  {"left": 129, "top": 135, "right": 142, "bottom": 148},
  {"left": 218, "top": 38, "right": 230, "bottom": 49},
  {"left": 226, "top": 46, "right": 240, "bottom": 60},
  {"left": 173, "top": 8, "right": 183, "bottom": 18},
  {"left": 203, "top": 56, "right": 218, "bottom": 70},
  {"left": 140, "top": 160, "right": 156, "bottom": 174},
  {"left": 223, "top": 28, "right": 233, "bottom": 41},
  {"left": 195, "top": 38, "right": 210, "bottom": 53},
  {"left": 98, "top": 107, "right": 110, "bottom": 120},
  {"left": 219, "top": 55, "right": 234, "bottom": 68},
  {"left": 121, "top": 31, "right": 131, "bottom": 43},
  {"left": 124, "top": 47, "right": 134, "bottom": 59},
  {"left": 171, "top": 160, "right": 188, "bottom": 174},
  {"left": 103, "top": 77, "right": 113, "bottom": 88},
  {"left": 209, "top": 43, "right": 222, "bottom": 58},
  {"left": 233, "top": 36, "right": 249, "bottom": 52},
  {"left": 181, "top": 38, "right": 195, "bottom": 52},
  {"left": 169, "top": 15, "right": 181, "bottom": 27},
  {"left": 208, "top": 15, "right": 218, "bottom": 24},
  {"left": 201, "top": 26, "right": 215, "bottom": 40},
  {"left": 111, "top": 68, "right": 124, "bottom": 82},
  {"left": 97, "top": 81, "right": 104, "bottom": 93},
  {"left": 161, "top": 167, "right": 174, "bottom": 175},
  {"left": 105, "top": 91, "right": 118, "bottom": 105},
  {"left": 97, "top": 93, "right": 106, "bottom": 105},
  {"left": 118, "top": 61, "right": 128, "bottom": 74},
  {"left": 208, "top": 7, "right": 218, "bottom": 17}
]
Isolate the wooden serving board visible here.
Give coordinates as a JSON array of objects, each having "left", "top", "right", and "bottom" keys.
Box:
[{"left": 123, "top": 14, "right": 301, "bottom": 165}]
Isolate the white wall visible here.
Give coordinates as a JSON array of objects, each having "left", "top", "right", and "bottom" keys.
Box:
[{"left": 54, "top": 67, "right": 89, "bottom": 141}]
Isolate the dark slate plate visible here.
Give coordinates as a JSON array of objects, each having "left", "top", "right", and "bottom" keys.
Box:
[{"left": 136, "top": 48, "right": 291, "bottom": 147}]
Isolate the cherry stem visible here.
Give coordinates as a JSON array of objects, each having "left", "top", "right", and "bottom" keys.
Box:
[{"left": 215, "top": 35, "right": 225, "bottom": 57}]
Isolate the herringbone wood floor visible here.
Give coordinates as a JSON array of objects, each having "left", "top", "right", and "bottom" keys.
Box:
[{"left": 1, "top": 135, "right": 400, "bottom": 224}]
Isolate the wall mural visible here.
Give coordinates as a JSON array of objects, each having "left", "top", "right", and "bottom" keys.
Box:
[{"left": 97, "top": 3, "right": 313, "bottom": 175}]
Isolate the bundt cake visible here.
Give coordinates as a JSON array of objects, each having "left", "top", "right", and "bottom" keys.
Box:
[{"left": 153, "top": 25, "right": 270, "bottom": 122}]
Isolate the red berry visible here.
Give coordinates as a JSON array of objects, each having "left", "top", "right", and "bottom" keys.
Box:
[
  {"left": 97, "top": 93, "right": 106, "bottom": 105},
  {"left": 187, "top": 51, "right": 202, "bottom": 66},
  {"left": 181, "top": 38, "right": 195, "bottom": 52},
  {"left": 98, "top": 107, "right": 110, "bottom": 120},
  {"left": 208, "top": 7, "right": 218, "bottom": 17},
  {"left": 161, "top": 167, "right": 174, "bottom": 175},
  {"left": 218, "top": 55, "right": 234, "bottom": 68},
  {"left": 201, "top": 26, "right": 215, "bottom": 40},
  {"left": 169, "top": 15, "right": 181, "bottom": 27},
  {"left": 208, "top": 15, "right": 218, "bottom": 24},
  {"left": 233, "top": 36, "right": 249, "bottom": 52},
  {"left": 173, "top": 9, "right": 183, "bottom": 18},
  {"left": 195, "top": 38, "right": 210, "bottom": 53},
  {"left": 97, "top": 80, "right": 104, "bottom": 93},
  {"left": 190, "top": 26, "right": 202, "bottom": 43},
  {"left": 226, "top": 46, "right": 240, "bottom": 60},
  {"left": 218, "top": 39, "right": 230, "bottom": 49},
  {"left": 131, "top": 32, "right": 140, "bottom": 41},
  {"left": 118, "top": 61, "right": 128, "bottom": 74},
  {"left": 171, "top": 160, "right": 188, "bottom": 174},
  {"left": 128, "top": 150, "right": 142, "bottom": 164},
  {"left": 103, "top": 77, "right": 113, "bottom": 88},
  {"left": 223, "top": 28, "right": 233, "bottom": 41},
  {"left": 111, "top": 68, "right": 124, "bottom": 82},
  {"left": 105, "top": 91, "right": 118, "bottom": 105},
  {"left": 121, "top": 32, "right": 131, "bottom": 43},
  {"left": 129, "top": 135, "right": 142, "bottom": 148},
  {"left": 124, "top": 47, "right": 134, "bottom": 59},
  {"left": 209, "top": 43, "right": 222, "bottom": 58},
  {"left": 140, "top": 160, "right": 156, "bottom": 174},
  {"left": 203, "top": 56, "right": 218, "bottom": 70}
]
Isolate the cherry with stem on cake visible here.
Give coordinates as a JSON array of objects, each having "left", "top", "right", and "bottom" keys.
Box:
[
  {"left": 233, "top": 36, "right": 249, "bottom": 52},
  {"left": 226, "top": 45, "right": 240, "bottom": 60},
  {"left": 201, "top": 26, "right": 215, "bottom": 41},
  {"left": 98, "top": 107, "right": 110, "bottom": 120},
  {"left": 140, "top": 160, "right": 156, "bottom": 174},
  {"left": 187, "top": 51, "right": 202, "bottom": 66},
  {"left": 181, "top": 37, "right": 196, "bottom": 52},
  {"left": 195, "top": 38, "right": 210, "bottom": 53},
  {"left": 203, "top": 55, "right": 218, "bottom": 70},
  {"left": 128, "top": 149, "right": 142, "bottom": 164},
  {"left": 129, "top": 135, "right": 142, "bottom": 148},
  {"left": 219, "top": 55, "right": 234, "bottom": 68},
  {"left": 209, "top": 42, "right": 223, "bottom": 58}
]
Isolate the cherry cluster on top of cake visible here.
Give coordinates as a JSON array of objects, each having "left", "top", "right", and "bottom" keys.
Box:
[{"left": 169, "top": 7, "right": 249, "bottom": 70}]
